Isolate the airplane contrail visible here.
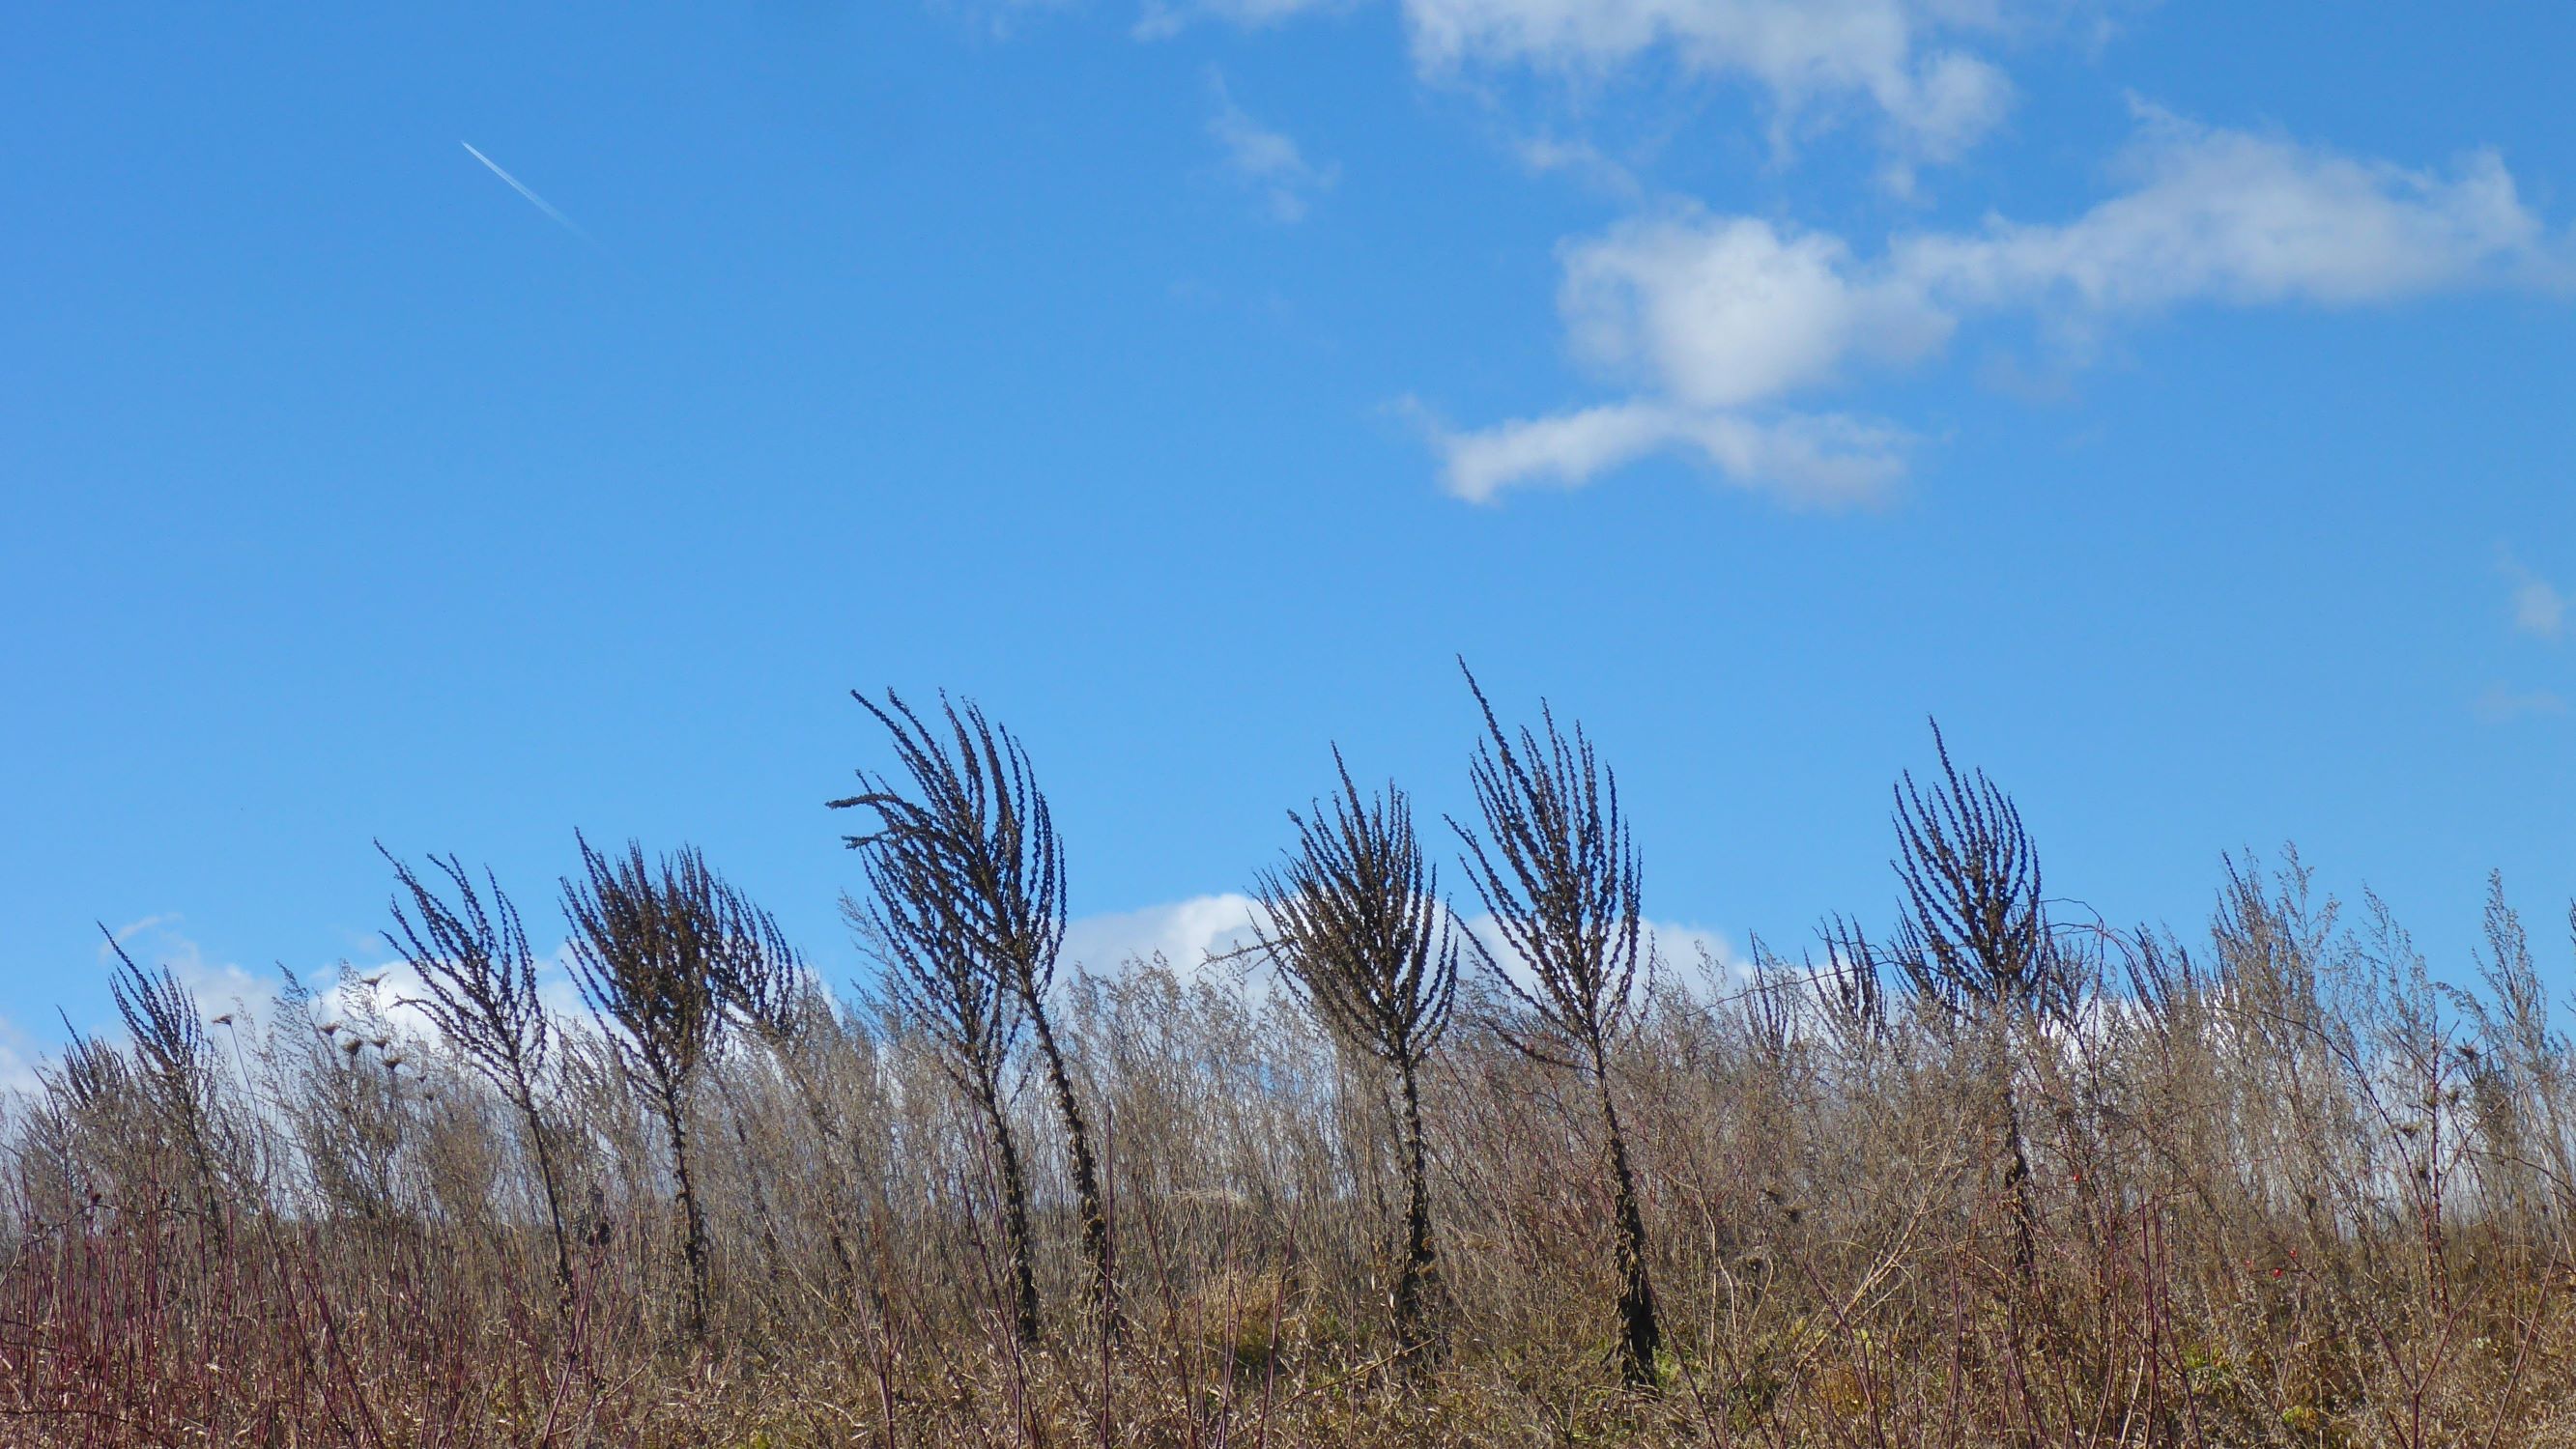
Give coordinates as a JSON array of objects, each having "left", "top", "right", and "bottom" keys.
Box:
[{"left": 460, "top": 141, "right": 595, "bottom": 244}]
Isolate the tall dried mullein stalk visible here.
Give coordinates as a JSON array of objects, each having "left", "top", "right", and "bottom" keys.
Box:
[
  {"left": 1814, "top": 913, "right": 1890, "bottom": 1056},
  {"left": 101, "top": 929, "right": 226, "bottom": 1233},
  {"left": 1879, "top": 720, "right": 2075, "bottom": 1287},
  {"left": 562, "top": 833, "right": 797, "bottom": 1340},
  {"left": 844, "top": 812, "right": 1039, "bottom": 1345},
  {"left": 1447, "top": 663, "right": 1663, "bottom": 1390},
  {"left": 1251, "top": 747, "right": 1459, "bottom": 1360},
  {"left": 1888, "top": 723, "right": 2067, "bottom": 1020},
  {"left": 379, "top": 843, "right": 577, "bottom": 1304},
  {"left": 834, "top": 689, "right": 1113, "bottom": 1331},
  {"left": 22, "top": 1031, "right": 115, "bottom": 1217}
]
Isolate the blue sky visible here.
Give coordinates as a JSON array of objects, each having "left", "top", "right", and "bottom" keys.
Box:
[{"left": 4, "top": 1, "right": 2572, "bottom": 1065}]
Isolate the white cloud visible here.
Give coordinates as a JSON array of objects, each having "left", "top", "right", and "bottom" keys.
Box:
[
  {"left": 1514, "top": 133, "right": 1644, "bottom": 198},
  {"left": 78, "top": 918, "right": 583, "bottom": 1062},
  {"left": 1060, "top": 895, "right": 1749, "bottom": 1010},
  {"left": 1643, "top": 920, "right": 1754, "bottom": 993},
  {"left": 2516, "top": 582, "right": 2567, "bottom": 639},
  {"left": 1456, "top": 911, "right": 1751, "bottom": 1013},
  {"left": 1560, "top": 213, "right": 1951, "bottom": 410},
  {"left": 33, "top": 901, "right": 1756, "bottom": 1085},
  {"left": 100, "top": 916, "right": 277, "bottom": 1024},
  {"left": 1417, "top": 398, "right": 1907, "bottom": 504},
  {"left": 1439, "top": 109, "right": 2559, "bottom": 502},
  {"left": 1893, "top": 105, "right": 2548, "bottom": 316},
  {"left": 1401, "top": 0, "right": 2016, "bottom": 159},
  {"left": 2475, "top": 685, "right": 2568, "bottom": 724},
  {"left": 2500, "top": 551, "right": 2566, "bottom": 639},
  {"left": 0, "top": 1017, "right": 42, "bottom": 1097},
  {"left": 1153, "top": 0, "right": 2035, "bottom": 160},
  {"left": 933, "top": 0, "right": 1085, "bottom": 40},
  {"left": 1208, "top": 72, "right": 1340, "bottom": 223},
  {"left": 1140, "top": 0, "right": 1331, "bottom": 34},
  {"left": 1063, "top": 893, "right": 1273, "bottom": 986}
]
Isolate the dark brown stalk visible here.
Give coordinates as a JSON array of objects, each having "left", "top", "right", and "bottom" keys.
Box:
[
  {"left": 1882, "top": 721, "right": 2073, "bottom": 1292},
  {"left": 378, "top": 845, "right": 578, "bottom": 1306},
  {"left": 102, "top": 931, "right": 225, "bottom": 1240},
  {"left": 1446, "top": 661, "right": 1663, "bottom": 1389},
  {"left": 844, "top": 814, "right": 1041, "bottom": 1345},
  {"left": 561, "top": 834, "right": 798, "bottom": 1340},
  {"left": 1250, "top": 747, "right": 1459, "bottom": 1358},
  {"left": 835, "top": 689, "right": 1113, "bottom": 1330}
]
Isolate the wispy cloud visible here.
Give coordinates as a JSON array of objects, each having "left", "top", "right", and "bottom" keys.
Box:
[
  {"left": 2499, "top": 549, "right": 2566, "bottom": 639},
  {"left": 1401, "top": 0, "right": 2018, "bottom": 162},
  {"left": 1151, "top": 0, "right": 2056, "bottom": 164},
  {"left": 99, "top": 915, "right": 273, "bottom": 1018},
  {"left": 1515, "top": 133, "right": 1643, "bottom": 199},
  {"left": 1207, "top": 72, "right": 1339, "bottom": 223},
  {"left": 1430, "top": 107, "right": 2562, "bottom": 503},
  {"left": 1409, "top": 396, "right": 1907, "bottom": 506},
  {"left": 2476, "top": 685, "right": 2568, "bottom": 724},
  {"left": 460, "top": 142, "right": 599, "bottom": 246}
]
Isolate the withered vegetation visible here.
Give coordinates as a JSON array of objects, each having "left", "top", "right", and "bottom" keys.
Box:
[{"left": 7, "top": 686, "right": 2576, "bottom": 1447}]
